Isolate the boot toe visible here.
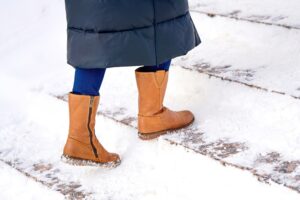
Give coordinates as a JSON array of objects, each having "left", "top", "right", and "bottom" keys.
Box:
[
  {"left": 179, "top": 110, "right": 194, "bottom": 126},
  {"left": 109, "top": 153, "right": 121, "bottom": 163}
]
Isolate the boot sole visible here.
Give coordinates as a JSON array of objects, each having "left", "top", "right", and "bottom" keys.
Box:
[
  {"left": 138, "top": 117, "right": 195, "bottom": 140},
  {"left": 61, "top": 154, "right": 121, "bottom": 168}
]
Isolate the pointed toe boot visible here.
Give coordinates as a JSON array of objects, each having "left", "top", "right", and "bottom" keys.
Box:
[
  {"left": 135, "top": 69, "right": 194, "bottom": 140},
  {"left": 61, "top": 93, "right": 121, "bottom": 168}
]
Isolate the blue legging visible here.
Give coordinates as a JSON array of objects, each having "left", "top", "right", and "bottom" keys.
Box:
[{"left": 72, "top": 59, "right": 172, "bottom": 96}]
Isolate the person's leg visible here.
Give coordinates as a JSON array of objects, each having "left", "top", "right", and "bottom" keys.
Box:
[
  {"left": 137, "top": 59, "right": 171, "bottom": 72},
  {"left": 72, "top": 67, "right": 106, "bottom": 96}
]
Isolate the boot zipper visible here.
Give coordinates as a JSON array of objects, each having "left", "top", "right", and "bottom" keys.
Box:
[{"left": 88, "top": 96, "right": 99, "bottom": 158}]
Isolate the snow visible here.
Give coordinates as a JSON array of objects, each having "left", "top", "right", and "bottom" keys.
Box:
[
  {"left": 1, "top": 0, "right": 300, "bottom": 199},
  {"left": 0, "top": 162, "right": 63, "bottom": 200},
  {"left": 189, "top": 0, "right": 300, "bottom": 28},
  {"left": 175, "top": 13, "right": 300, "bottom": 97},
  {"left": 157, "top": 141, "right": 300, "bottom": 200}
]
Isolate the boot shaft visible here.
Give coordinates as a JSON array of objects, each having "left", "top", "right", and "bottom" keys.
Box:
[
  {"left": 68, "top": 93, "right": 99, "bottom": 138},
  {"left": 135, "top": 70, "right": 169, "bottom": 116}
]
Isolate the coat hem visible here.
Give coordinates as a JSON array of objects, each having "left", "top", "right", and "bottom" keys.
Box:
[{"left": 66, "top": 11, "right": 201, "bottom": 69}]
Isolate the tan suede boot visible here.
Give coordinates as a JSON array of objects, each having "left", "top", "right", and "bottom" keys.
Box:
[
  {"left": 135, "top": 69, "right": 194, "bottom": 140},
  {"left": 61, "top": 93, "right": 121, "bottom": 168}
]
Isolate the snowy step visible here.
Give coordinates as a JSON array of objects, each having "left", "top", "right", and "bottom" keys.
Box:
[
  {"left": 0, "top": 161, "right": 64, "bottom": 200},
  {"left": 179, "top": 13, "right": 300, "bottom": 99},
  {"left": 0, "top": 95, "right": 95, "bottom": 199},
  {"left": 1, "top": 94, "right": 299, "bottom": 200},
  {"left": 47, "top": 64, "right": 300, "bottom": 195},
  {"left": 189, "top": 0, "right": 300, "bottom": 29},
  {"left": 1, "top": 86, "right": 300, "bottom": 199}
]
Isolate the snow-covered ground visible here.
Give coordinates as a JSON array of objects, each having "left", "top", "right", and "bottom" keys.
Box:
[
  {"left": 0, "top": 162, "right": 63, "bottom": 200},
  {"left": 1, "top": 0, "right": 300, "bottom": 199},
  {"left": 189, "top": 0, "right": 300, "bottom": 28},
  {"left": 176, "top": 11, "right": 300, "bottom": 98}
]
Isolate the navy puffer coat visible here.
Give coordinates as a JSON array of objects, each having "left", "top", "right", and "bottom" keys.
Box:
[{"left": 65, "top": 0, "right": 201, "bottom": 68}]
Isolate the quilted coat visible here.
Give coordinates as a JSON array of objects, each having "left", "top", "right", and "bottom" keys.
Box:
[{"left": 65, "top": 0, "right": 201, "bottom": 68}]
